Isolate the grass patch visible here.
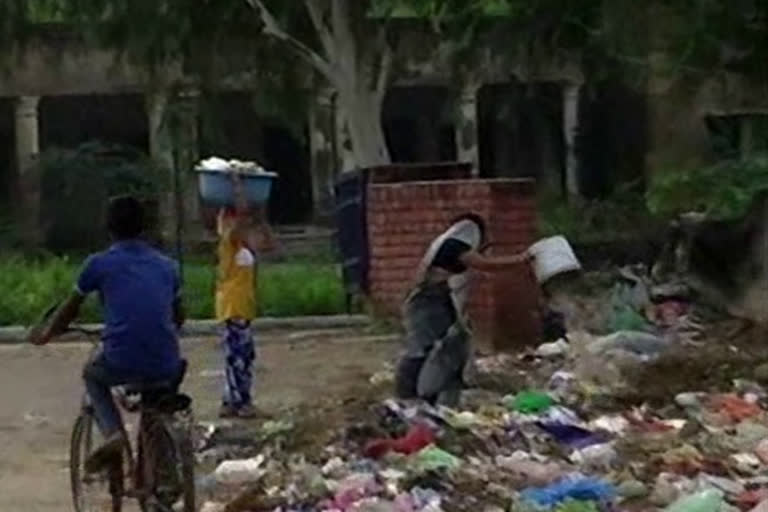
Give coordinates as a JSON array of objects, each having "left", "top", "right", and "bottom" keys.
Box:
[{"left": 0, "top": 254, "right": 345, "bottom": 326}]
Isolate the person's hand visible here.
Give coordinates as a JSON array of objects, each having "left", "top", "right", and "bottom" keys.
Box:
[
  {"left": 253, "top": 205, "right": 268, "bottom": 225},
  {"left": 520, "top": 250, "right": 535, "bottom": 264},
  {"left": 27, "top": 324, "right": 51, "bottom": 346}
]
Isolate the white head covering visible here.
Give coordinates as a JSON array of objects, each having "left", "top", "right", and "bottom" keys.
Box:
[{"left": 415, "top": 219, "right": 483, "bottom": 321}]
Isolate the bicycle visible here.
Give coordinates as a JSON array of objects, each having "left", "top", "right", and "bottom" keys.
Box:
[{"left": 34, "top": 307, "right": 196, "bottom": 512}]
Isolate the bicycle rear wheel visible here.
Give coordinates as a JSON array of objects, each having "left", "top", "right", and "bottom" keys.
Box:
[
  {"left": 140, "top": 414, "right": 196, "bottom": 512},
  {"left": 70, "top": 412, "right": 124, "bottom": 512}
]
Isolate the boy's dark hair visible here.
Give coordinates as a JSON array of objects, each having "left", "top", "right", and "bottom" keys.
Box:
[
  {"left": 107, "top": 195, "right": 144, "bottom": 239},
  {"left": 450, "top": 213, "right": 487, "bottom": 242}
]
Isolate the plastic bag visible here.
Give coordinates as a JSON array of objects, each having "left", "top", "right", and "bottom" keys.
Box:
[
  {"left": 365, "top": 423, "right": 436, "bottom": 458},
  {"left": 505, "top": 391, "right": 554, "bottom": 414},
  {"left": 664, "top": 490, "right": 724, "bottom": 512},
  {"left": 212, "top": 455, "right": 266, "bottom": 485},
  {"left": 410, "top": 445, "right": 462, "bottom": 473},
  {"left": 521, "top": 476, "right": 616, "bottom": 508},
  {"left": 537, "top": 422, "right": 604, "bottom": 449}
]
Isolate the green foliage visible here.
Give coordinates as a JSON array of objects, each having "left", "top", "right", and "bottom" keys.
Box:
[
  {"left": 0, "top": 257, "right": 345, "bottom": 326},
  {"left": 538, "top": 183, "right": 656, "bottom": 243},
  {"left": 647, "top": 154, "right": 768, "bottom": 221},
  {"left": 656, "top": 0, "right": 768, "bottom": 79}
]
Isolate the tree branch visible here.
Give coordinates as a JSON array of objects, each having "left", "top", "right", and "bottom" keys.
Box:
[
  {"left": 304, "top": 0, "right": 335, "bottom": 58},
  {"left": 376, "top": 46, "right": 392, "bottom": 101},
  {"left": 245, "top": 0, "right": 333, "bottom": 79},
  {"left": 374, "top": 26, "right": 392, "bottom": 100}
]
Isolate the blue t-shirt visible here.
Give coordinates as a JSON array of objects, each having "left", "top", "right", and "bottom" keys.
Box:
[{"left": 77, "top": 240, "right": 181, "bottom": 378}]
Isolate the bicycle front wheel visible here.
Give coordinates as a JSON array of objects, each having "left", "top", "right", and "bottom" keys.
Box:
[{"left": 70, "top": 412, "right": 124, "bottom": 512}]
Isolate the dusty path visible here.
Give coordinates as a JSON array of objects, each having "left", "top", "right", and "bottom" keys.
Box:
[{"left": 0, "top": 328, "right": 398, "bottom": 511}]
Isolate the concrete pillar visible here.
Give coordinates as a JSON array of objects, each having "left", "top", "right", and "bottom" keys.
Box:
[
  {"left": 563, "top": 82, "right": 582, "bottom": 198},
  {"left": 15, "top": 96, "right": 42, "bottom": 246},
  {"left": 309, "top": 89, "right": 337, "bottom": 221},
  {"left": 456, "top": 84, "right": 480, "bottom": 177}
]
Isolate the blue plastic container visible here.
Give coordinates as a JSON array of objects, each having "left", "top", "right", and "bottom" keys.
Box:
[{"left": 197, "top": 170, "right": 276, "bottom": 208}]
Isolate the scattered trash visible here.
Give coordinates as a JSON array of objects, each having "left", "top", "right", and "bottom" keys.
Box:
[
  {"left": 521, "top": 476, "right": 616, "bottom": 509},
  {"left": 618, "top": 479, "right": 649, "bottom": 500},
  {"left": 189, "top": 260, "right": 768, "bottom": 512},
  {"left": 755, "top": 439, "right": 768, "bottom": 464},
  {"left": 200, "top": 502, "right": 226, "bottom": 512},
  {"left": 409, "top": 445, "right": 461, "bottom": 473},
  {"left": 211, "top": 455, "right": 266, "bottom": 486},
  {"left": 708, "top": 394, "right": 762, "bottom": 423},
  {"left": 587, "top": 331, "right": 668, "bottom": 358},
  {"left": 537, "top": 422, "right": 605, "bottom": 449},
  {"left": 505, "top": 391, "right": 554, "bottom": 414},
  {"left": 570, "top": 443, "right": 619, "bottom": 470},
  {"left": 365, "top": 423, "right": 436, "bottom": 458},
  {"left": 495, "top": 456, "right": 563, "bottom": 486},
  {"left": 536, "top": 339, "right": 570, "bottom": 358},
  {"left": 23, "top": 411, "right": 50, "bottom": 427},
  {"left": 663, "top": 489, "right": 724, "bottom": 512}
]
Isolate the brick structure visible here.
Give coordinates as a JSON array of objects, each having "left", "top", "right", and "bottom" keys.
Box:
[{"left": 367, "top": 178, "right": 540, "bottom": 351}]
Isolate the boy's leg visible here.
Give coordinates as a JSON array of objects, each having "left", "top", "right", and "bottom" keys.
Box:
[
  {"left": 83, "top": 356, "right": 126, "bottom": 437},
  {"left": 82, "top": 355, "right": 129, "bottom": 472}
]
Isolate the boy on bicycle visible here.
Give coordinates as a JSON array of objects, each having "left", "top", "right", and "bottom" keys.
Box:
[{"left": 29, "top": 195, "right": 184, "bottom": 472}]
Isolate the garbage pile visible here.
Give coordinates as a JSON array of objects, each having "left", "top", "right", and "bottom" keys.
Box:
[{"left": 194, "top": 266, "right": 767, "bottom": 512}]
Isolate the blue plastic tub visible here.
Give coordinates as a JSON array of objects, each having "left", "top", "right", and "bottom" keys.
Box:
[{"left": 197, "top": 170, "right": 276, "bottom": 208}]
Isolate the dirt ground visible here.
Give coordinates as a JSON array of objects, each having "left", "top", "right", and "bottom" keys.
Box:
[{"left": 0, "top": 328, "right": 399, "bottom": 511}]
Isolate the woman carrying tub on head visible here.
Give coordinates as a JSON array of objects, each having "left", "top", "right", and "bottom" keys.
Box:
[
  {"left": 395, "top": 213, "right": 533, "bottom": 407},
  {"left": 216, "top": 172, "right": 275, "bottom": 418}
]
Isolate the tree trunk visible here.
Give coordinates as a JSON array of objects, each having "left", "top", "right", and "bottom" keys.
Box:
[
  {"left": 563, "top": 82, "right": 582, "bottom": 198},
  {"left": 337, "top": 86, "right": 389, "bottom": 169}
]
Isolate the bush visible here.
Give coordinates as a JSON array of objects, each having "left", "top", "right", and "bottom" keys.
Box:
[
  {"left": 538, "top": 182, "right": 657, "bottom": 243},
  {"left": 39, "top": 142, "right": 164, "bottom": 251},
  {"left": 647, "top": 155, "right": 768, "bottom": 220},
  {"left": 0, "top": 255, "right": 345, "bottom": 326}
]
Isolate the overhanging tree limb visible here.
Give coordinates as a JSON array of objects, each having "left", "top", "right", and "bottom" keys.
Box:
[
  {"left": 304, "top": 0, "right": 335, "bottom": 58},
  {"left": 244, "top": 0, "right": 333, "bottom": 79}
]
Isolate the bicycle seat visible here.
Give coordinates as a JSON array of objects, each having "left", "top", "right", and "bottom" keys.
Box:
[
  {"left": 123, "top": 359, "right": 188, "bottom": 395},
  {"left": 124, "top": 379, "right": 175, "bottom": 394}
]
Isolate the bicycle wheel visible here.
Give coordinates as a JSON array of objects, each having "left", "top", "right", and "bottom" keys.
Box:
[
  {"left": 70, "top": 413, "right": 124, "bottom": 512},
  {"left": 140, "top": 414, "right": 196, "bottom": 512}
]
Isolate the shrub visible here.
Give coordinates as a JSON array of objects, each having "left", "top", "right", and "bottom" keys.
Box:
[
  {"left": 538, "top": 182, "right": 657, "bottom": 243},
  {"left": 39, "top": 142, "right": 164, "bottom": 252},
  {"left": 647, "top": 155, "right": 768, "bottom": 221}
]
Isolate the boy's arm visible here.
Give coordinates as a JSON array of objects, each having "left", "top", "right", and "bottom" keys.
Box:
[
  {"left": 30, "top": 293, "right": 84, "bottom": 345},
  {"left": 30, "top": 255, "right": 99, "bottom": 345}
]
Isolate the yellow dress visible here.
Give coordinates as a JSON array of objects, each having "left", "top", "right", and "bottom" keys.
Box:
[{"left": 215, "top": 229, "right": 257, "bottom": 322}]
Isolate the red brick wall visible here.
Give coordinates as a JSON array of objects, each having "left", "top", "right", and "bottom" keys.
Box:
[{"left": 367, "top": 178, "right": 540, "bottom": 352}]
